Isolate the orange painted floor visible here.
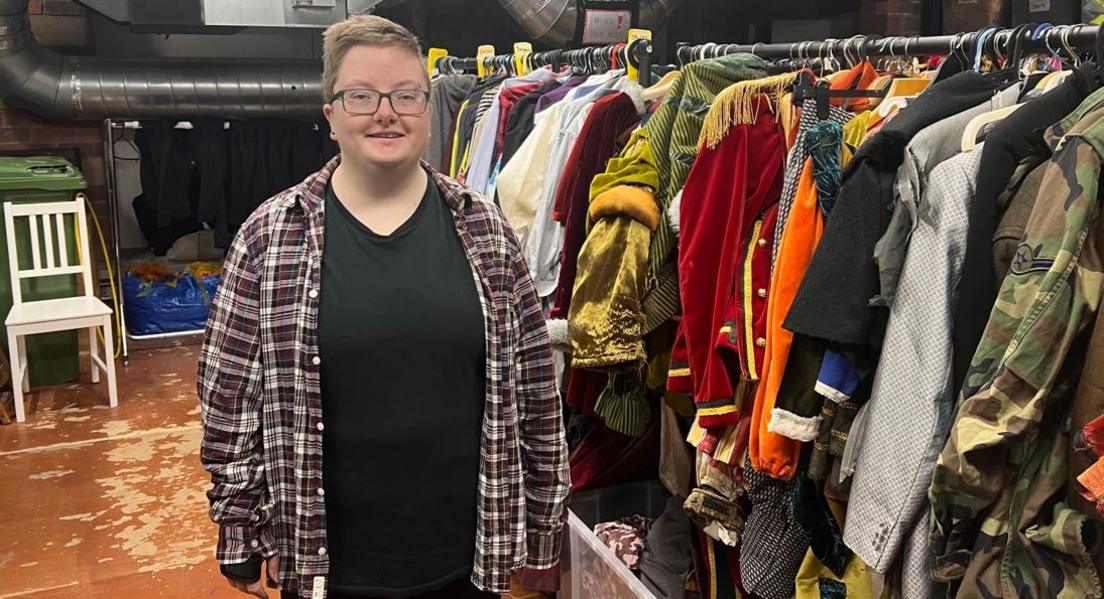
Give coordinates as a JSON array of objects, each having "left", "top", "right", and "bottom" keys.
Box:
[{"left": 0, "top": 344, "right": 247, "bottom": 598}]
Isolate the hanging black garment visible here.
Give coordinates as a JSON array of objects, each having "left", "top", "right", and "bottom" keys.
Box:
[
  {"left": 131, "top": 193, "right": 202, "bottom": 256},
  {"left": 218, "top": 120, "right": 332, "bottom": 247},
  {"left": 195, "top": 119, "right": 228, "bottom": 227},
  {"left": 783, "top": 72, "right": 1005, "bottom": 357},
  {"left": 135, "top": 120, "right": 198, "bottom": 227}
]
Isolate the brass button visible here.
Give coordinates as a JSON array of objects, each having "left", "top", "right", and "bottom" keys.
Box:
[
  {"left": 757, "top": 288, "right": 767, "bottom": 298},
  {"left": 755, "top": 337, "right": 766, "bottom": 347}
]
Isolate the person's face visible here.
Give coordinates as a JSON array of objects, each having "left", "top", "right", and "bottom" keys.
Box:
[{"left": 323, "top": 44, "right": 431, "bottom": 172}]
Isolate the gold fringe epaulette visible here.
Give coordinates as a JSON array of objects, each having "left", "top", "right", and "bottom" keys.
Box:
[{"left": 700, "top": 71, "right": 801, "bottom": 150}]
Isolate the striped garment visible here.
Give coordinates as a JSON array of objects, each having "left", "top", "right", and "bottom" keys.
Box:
[
  {"left": 198, "top": 156, "right": 570, "bottom": 598},
  {"left": 639, "top": 53, "right": 768, "bottom": 334}
]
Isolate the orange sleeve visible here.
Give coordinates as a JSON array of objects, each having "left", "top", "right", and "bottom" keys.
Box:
[{"left": 749, "top": 159, "right": 823, "bottom": 479}]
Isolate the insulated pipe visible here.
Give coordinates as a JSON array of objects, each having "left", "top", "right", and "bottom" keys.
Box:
[
  {"left": 497, "top": 0, "right": 683, "bottom": 47},
  {"left": 0, "top": 0, "right": 325, "bottom": 119}
]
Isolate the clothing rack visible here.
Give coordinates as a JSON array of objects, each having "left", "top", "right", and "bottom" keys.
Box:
[
  {"left": 102, "top": 120, "right": 128, "bottom": 365},
  {"left": 676, "top": 23, "right": 1104, "bottom": 65},
  {"left": 436, "top": 37, "right": 655, "bottom": 87}
]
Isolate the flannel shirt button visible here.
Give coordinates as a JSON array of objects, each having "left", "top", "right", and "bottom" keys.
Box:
[
  {"left": 318, "top": 547, "right": 327, "bottom": 556},
  {"left": 250, "top": 539, "right": 259, "bottom": 548},
  {"left": 309, "top": 289, "right": 319, "bottom": 299},
  {"left": 317, "top": 422, "right": 324, "bottom": 431},
  {"left": 312, "top": 356, "right": 321, "bottom": 366},
  {"left": 755, "top": 337, "right": 766, "bottom": 347},
  {"left": 756, "top": 288, "right": 767, "bottom": 298},
  {"left": 317, "top": 488, "right": 325, "bottom": 496}
]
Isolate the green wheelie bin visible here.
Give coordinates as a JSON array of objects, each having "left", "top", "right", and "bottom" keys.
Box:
[{"left": 0, "top": 156, "right": 85, "bottom": 388}]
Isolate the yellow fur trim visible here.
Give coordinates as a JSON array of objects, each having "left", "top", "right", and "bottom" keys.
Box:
[{"left": 589, "top": 185, "right": 661, "bottom": 231}]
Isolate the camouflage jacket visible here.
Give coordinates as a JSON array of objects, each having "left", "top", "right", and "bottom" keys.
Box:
[{"left": 928, "top": 104, "right": 1104, "bottom": 598}]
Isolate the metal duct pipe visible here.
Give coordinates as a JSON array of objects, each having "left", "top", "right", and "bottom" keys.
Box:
[
  {"left": 497, "top": 0, "right": 683, "bottom": 47},
  {"left": 0, "top": 0, "right": 325, "bottom": 119}
]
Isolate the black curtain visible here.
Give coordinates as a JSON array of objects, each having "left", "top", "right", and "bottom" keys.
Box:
[{"left": 134, "top": 118, "right": 338, "bottom": 252}]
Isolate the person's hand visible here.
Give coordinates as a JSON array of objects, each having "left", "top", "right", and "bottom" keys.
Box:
[{"left": 227, "top": 554, "right": 279, "bottom": 599}]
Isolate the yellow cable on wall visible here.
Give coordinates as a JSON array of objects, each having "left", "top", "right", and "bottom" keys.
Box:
[{"left": 74, "top": 193, "right": 122, "bottom": 359}]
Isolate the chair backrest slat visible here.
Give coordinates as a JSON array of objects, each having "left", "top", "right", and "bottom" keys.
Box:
[
  {"left": 3, "top": 197, "right": 96, "bottom": 306},
  {"left": 55, "top": 214, "right": 68, "bottom": 268},
  {"left": 42, "top": 212, "right": 55, "bottom": 270},
  {"left": 28, "top": 214, "right": 40, "bottom": 273}
]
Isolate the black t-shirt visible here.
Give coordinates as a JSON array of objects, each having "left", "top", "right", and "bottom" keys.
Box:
[{"left": 318, "top": 176, "right": 486, "bottom": 597}]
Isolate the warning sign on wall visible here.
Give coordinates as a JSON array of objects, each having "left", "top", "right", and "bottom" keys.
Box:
[{"left": 576, "top": 1, "right": 639, "bottom": 45}]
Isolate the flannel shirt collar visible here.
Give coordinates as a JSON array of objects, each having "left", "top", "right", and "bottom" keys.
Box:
[{"left": 280, "top": 155, "right": 473, "bottom": 215}]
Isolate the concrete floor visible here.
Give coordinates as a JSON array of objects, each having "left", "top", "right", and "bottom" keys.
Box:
[{"left": 0, "top": 344, "right": 243, "bottom": 598}]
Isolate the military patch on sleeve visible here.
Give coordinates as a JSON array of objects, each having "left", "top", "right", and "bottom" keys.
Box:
[{"left": 1009, "top": 243, "right": 1054, "bottom": 276}]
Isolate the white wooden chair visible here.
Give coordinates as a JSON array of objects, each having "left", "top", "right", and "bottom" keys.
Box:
[{"left": 4, "top": 195, "right": 116, "bottom": 422}]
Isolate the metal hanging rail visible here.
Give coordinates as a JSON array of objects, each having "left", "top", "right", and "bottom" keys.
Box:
[
  {"left": 435, "top": 37, "right": 656, "bottom": 86},
  {"left": 675, "top": 23, "right": 1104, "bottom": 65}
]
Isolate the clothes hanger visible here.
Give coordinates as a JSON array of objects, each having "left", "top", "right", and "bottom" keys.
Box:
[
  {"left": 931, "top": 31, "right": 967, "bottom": 83},
  {"left": 960, "top": 25, "right": 1033, "bottom": 151},
  {"left": 1036, "top": 25, "right": 1073, "bottom": 92},
  {"left": 984, "top": 26, "right": 1024, "bottom": 83},
  {"left": 874, "top": 37, "right": 924, "bottom": 119},
  {"left": 961, "top": 104, "right": 1022, "bottom": 151},
  {"left": 973, "top": 27, "right": 998, "bottom": 72},
  {"left": 1013, "top": 24, "right": 1052, "bottom": 93},
  {"left": 870, "top": 37, "right": 929, "bottom": 114},
  {"left": 866, "top": 38, "right": 897, "bottom": 99},
  {"left": 867, "top": 38, "right": 904, "bottom": 107},
  {"left": 644, "top": 66, "right": 680, "bottom": 101}
]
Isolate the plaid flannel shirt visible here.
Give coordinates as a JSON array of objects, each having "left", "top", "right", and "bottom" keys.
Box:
[{"left": 198, "top": 156, "right": 570, "bottom": 598}]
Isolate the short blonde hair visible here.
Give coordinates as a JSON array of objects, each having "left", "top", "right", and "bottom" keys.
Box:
[{"left": 322, "top": 15, "right": 425, "bottom": 101}]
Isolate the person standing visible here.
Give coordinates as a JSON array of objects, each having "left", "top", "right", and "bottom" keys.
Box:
[{"left": 198, "top": 15, "right": 569, "bottom": 599}]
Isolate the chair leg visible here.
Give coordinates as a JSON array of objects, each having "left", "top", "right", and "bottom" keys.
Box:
[
  {"left": 8, "top": 331, "right": 24, "bottom": 423},
  {"left": 101, "top": 316, "right": 117, "bottom": 409},
  {"left": 89, "top": 326, "right": 99, "bottom": 384},
  {"left": 17, "top": 334, "right": 28, "bottom": 393}
]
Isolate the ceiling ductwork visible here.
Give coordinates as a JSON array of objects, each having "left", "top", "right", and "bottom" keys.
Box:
[
  {"left": 497, "top": 0, "right": 683, "bottom": 47},
  {"left": 0, "top": 0, "right": 324, "bottom": 119},
  {"left": 0, "top": 0, "right": 682, "bottom": 120},
  {"left": 72, "top": 0, "right": 390, "bottom": 30}
]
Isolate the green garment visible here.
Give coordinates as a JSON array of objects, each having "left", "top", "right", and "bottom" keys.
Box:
[
  {"left": 928, "top": 106, "right": 1104, "bottom": 599},
  {"left": 588, "top": 128, "right": 658, "bottom": 203},
  {"left": 595, "top": 53, "right": 769, "bottom": 334}
]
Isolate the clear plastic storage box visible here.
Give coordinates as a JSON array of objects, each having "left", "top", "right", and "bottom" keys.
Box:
[{"left": 559, "top": 510, "right": 657, "bottom": 599}]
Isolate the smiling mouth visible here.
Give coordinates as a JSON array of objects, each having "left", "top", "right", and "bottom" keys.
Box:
[{"left": 368, "top": 132, "right": 404, "bottom": 139}]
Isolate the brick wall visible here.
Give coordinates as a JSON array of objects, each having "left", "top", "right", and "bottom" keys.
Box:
[
  {"left": 2, "top": 0, "right": 109, "bottom": 292},
  {"left": 861, "top": 0, "right": 923, "bottom": 35},
  {"left": 27, "top": 0, "right": 92, "bottom": 50},
  {"left": 943, "top": 0, "right": 1011, "bottom": 33},
  {"left": 0, "top": 99, "right": 113, "bottom": 289}
]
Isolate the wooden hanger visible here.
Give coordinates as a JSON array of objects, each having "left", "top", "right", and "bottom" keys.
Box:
[
  {"left": 644, "top": 69, "right": 679, "bottom": 102},
  {"left": 876, "top": 95, "right": 912, "bottom": 119},
  {"left": 961, "top": 103, "right": 1022, "bottom": 152},
  {"left": 866, "top": 73, "right": 893, "bottom": 98},
  {"left": 866, "top": 76, "right": 928, "bottom": 109},
  {"left": 868, "top": 75, "right": 928, "bottom": 118},
  {"left": 883, "top": 77, "right": 929, "bottom": 98},
  {"left": 1038, "top": 69, "right": 1073, "bottom": 93}
]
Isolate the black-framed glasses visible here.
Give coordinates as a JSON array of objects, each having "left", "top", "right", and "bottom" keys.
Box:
[{"left": 332, "top": 88, "right": 430, "bottom": 116}]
